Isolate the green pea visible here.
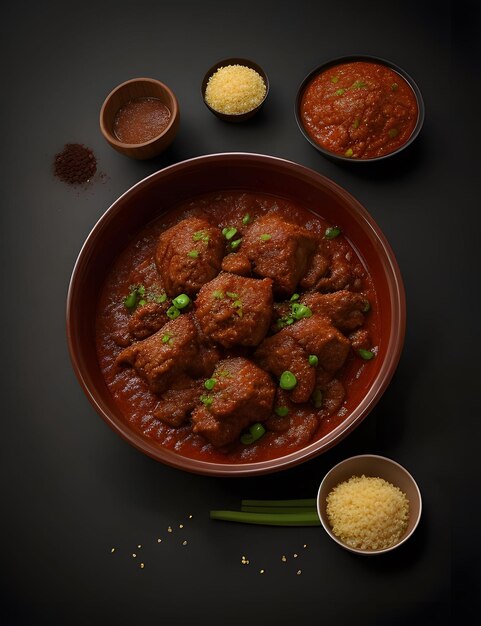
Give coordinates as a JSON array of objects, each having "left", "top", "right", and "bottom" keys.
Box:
[
  {"left": 241, "top": 422, "right": 266, "bottom": 444},
  {"left": 187, "top": 250, "right": 199, "bottom": 259},
  {"left": 200, "top": 394, "right": 213, "bottom": 407},
  {"left": 308, "top": 355, "right": 318, "bottom": 367},
  {"left": 166, "top": 306, "right": 180, "bottom": 320},
  {"left": 162, "top": 333, "right": 171, "bottom": 344},
  {"left": 172, "top": 294, "right": 190, "bottom": 309},
  {"left": 275, "top": 406, "right": 289, "bottom": 417},
  {"left": 260, "top": 233, "right": 271, "bottom": 241},
  {"left": 325, "top": 226, "right": 341, "bottom": 239},
  {"left": 344, "top": 148, "right": 354, "bottom": 158},
  {"left": 230, "top": 238, "right": 242, "bottom": 250},
  {"left": 290, "top": 293, "right": 300, "bottom": 302},
  {"left": 358, "top": 348, "right": 375, "bottom": 360},
  {"left": 204, "top": 378, "right": 216, "bottom": 390},
  {"left": 280, "top": 371, "right": 297, "bottom": 390},
  {"left": 242, "top": 213, "right": 251, "bottom": 225},
  {"left": 291, "top": 303, "right": 312, "bottom": 320},
  {"left": 240, "top": 433, "right": 254, "bottom": 445},
  {"left": 124, "top": 291, "right": 137, "bottom": 310}
]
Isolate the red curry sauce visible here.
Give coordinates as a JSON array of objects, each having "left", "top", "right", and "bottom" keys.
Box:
[
  {"left": 96, "top": 192, "right": 380, "bottom": 464},
  {"left": 301, "top": 61, "right": 418, "bottom": 159}
]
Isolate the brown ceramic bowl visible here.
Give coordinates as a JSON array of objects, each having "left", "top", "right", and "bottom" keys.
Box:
[
  {"left": 317, "top": 455, "right": 422, "bottom": 554},
  {"left": 99, "top": 77, "right": 180, "bottom": 159},
  {"left": 66, "top": 153, "right": 405, "bottom": 476},
  {"left": 201, "top": 58, "right": 269, "bottom": 122},
  {"left": 295, "top": 55, "right": 424, "bottom": 163}
]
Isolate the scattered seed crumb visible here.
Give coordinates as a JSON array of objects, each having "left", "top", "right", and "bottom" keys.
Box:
[
  {"left": 132, "top": 553, "right": 137, "bottom": 558},
  {"left": 188, "top": 514, "right": 193, "bottom": 519},
  {"left": 303, "top": 544, "right": 308, "bottom": 549},
  {"left": 297, "top": 569, "right": 302, "bottom": 575},
  {"left": 137, "top": 544, "right": 142, "bottom": 549},
  {"left": 167, "top": 526, "right": 173, "bottom": 533},
  {"left": 182, "top": 540, "right": 188, "bottom": 546},
  {"left": 140, "top": 563, "right": 145, "bottom": 569},
  {"left": 110, "top": 548, "right": 116, "bottom": 553},
  {"left": 293, "top": 553, "right": 298, "bottom": 558},
  {"left": 260, "top": 569, "right": 265, "bottom": 574},
  {"left": 179, "top": 524, "right": 184, "bottom": 529},
  {"left": 157, "top": 538, "right": 162, "bottom": 543},
  {"left": 241, "top": 556, "right": 250, "bottom": 565},
  {"left": 281, "top": 555, "right": 287, "bottom": 562}
]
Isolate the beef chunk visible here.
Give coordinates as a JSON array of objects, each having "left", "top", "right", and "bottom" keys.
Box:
[
  {"left": 299, "top": 248, "right": 330, "bottom": 290},
  {"left": 116, "top": 314, "right": 218, "bottom": 394},
  {"left": 300, "top": 239, "right": 354, "bottom": 292},
  {"left": 319, "top": 378, "right": 345, "bottom": 416},
  {"left": 195, "top": 273, "right": 273, "bottom": 348},
  {"left": 349, "top": 328, "right": 371, "bottom": 351},
  {"left": 191, "top": 357, "right": 275, "bottom": 448},
  {"left": 155, "top": 217, "right": 224, "bottom": 297},
  {"left": 153, "top": 377, "right": 203, "bottom": 427},
  {"left": 255, "top": 334, "right": 315, "bottom": 403},
  {"left": 221, "top": 253, "right": 252, "bottom": 276},
  {"left": 255, "top": 315, "right": 350, "bottom": 403},
  {"left": 128, "top": 301, "right": 169, "bottom": 340},
  {"left": 242, "top": 214, "right": 317, "bottom": 296},
  {"left": 301, "top": 290, "right": 368, "bottom": 333}
]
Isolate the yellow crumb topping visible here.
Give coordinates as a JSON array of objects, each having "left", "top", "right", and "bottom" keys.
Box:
[
  {"left": 326, "top": 475, "right": 409, "bottom": 550},
  {"left": 205, "top": 64, "right": 266, "bottom": 115}
]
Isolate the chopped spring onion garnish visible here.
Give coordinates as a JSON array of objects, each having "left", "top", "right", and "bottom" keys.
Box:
[
  {"left": 172, "top": 294, "right": 190, "bottom": 309},
  {"left": 232, "top": 300, "right": 242, "bottom": 308},
  {"left": 204, "top": 378, "right": 216, "bottom": 391},
  {"left": 200, "top": 394, "right": 213, "bottom": 407},
  {"left": 242, "top": 213, "right": 251, "bottom": 225},
  {"left": 308, "top": 354, "right": 318, "bottom": 367},
  {"left": 388, "top": 128, "right": 399, "bottom": 139},
  {"left": 352, "top": 117, "right": 360, "bottom": 129},
  {"left": 391, "top": 82, "right": 399, "bottom": 91},
  {"left": 230, "top": 238, "right": 242, "bottom": 250},
  {"left": 362, "top": 299, "right": 371, "bottom": 313},
  {"left": 325, "top": 226, "right": 341, "bottom": 239},
  {"left": 193, "top": 230, "right": 210, "bottom": 243},
  {"left": 166, "top": 306, "right": 180, "bottom": 320},
  {"left": 124, "top": 290, "right": 138, "bottom": 310},
  {"left": 260, "top": 233, "right": 271, "bottom": 241},
  {"left": 331, "top": 76, "right": 339, "bottom": 84},
  {"left": 240, "top": 422, "right": 266, "bottom": 445},
  {"left": 222, "top": 227, "right": 237, "bottom": 240},
  {"left": 137, "top": 285, "right": 146, "bottom": 296},
  {"left": 138, "top": 299, "right": 146, "bottom": 307},
  {"left": 226, "top": 292, "right": 239, "bottom": 299},
  {"left": 351, "top": 80, "right": 366, "bottom": 89},
  {"left": 291, "top": 303, "right": 312, "bottom": 320},
  {"left": 212, "top": 290, "right": 224, "bottom": 299},
  {"left": 290, "top": 293, "right": 300, "bottom": 302},
  {"left": 344, "top": 148, "right": 354, "bottom": 157},
  {"left": 275, "top": 406, "right": 289, "bottom": 417},
  {"left": 162, "top": 333, "right": 171, "bottom": 344},
  {"left": 358, "top": 348, "right": 375, "bottom": 360},
  {"left": 334, "top": 88, "right": 346, "bottom": 96},
  {"left": 154, "top": 293, "right": 167, "bottom": 303},
  {"left": 279, "top": 371, "right": 297, "bottom": 391},
  {"left": 312, "top": 389, "right": 323, "bottom": 409},
  {"left": 187, "top": 250, "right": 199, "bottom": 259}
]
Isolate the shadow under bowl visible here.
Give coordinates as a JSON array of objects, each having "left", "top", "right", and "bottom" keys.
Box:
[
  {"left": 100, "top": 77, "right": 180, "bottom": 160},
  {"left": 295, "top": 55, "right": 425, "bottom": 164},
  {"left": 317, "top": 454, "right": 422, "bottom": 554},
  {"left": 201, "top": 58, "right": 269, "bottom": 122}
]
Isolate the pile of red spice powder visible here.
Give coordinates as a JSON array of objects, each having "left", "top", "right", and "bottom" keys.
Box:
[{"left": 53, "top": 143, "right": 97, "bottom": 185}]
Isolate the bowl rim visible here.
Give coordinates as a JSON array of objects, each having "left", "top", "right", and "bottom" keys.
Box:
[
  {"left": 66, "top": 152, "right": 406, "bottom": 476},
  {"left": 201, "top": 57, "right": 269, "bottom": 120},
  {"left": 99, "top": 77, "right": 179, "bottom": 148},
  {"left": 316, "top": 454, "right": 423, "bottom": 554},
  {"left": 295, "top": 54, "right": 425, "bottom": 163}
]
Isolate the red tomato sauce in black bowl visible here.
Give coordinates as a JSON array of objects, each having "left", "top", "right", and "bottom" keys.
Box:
[{"left": 296, "top": 56, "right": 424, "bottom": 162}]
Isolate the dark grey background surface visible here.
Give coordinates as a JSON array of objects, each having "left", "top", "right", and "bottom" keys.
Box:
[{"left": 1, "top": 0, "right": 471, "bottom": 624}]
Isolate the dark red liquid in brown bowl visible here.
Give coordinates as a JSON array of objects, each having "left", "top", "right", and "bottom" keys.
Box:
[{"left": 66, "top": 153, "right": 405, "bottom": 476}]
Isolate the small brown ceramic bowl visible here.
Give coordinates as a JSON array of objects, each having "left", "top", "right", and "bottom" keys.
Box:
[
  {"left": 99, "top": 77, "right": 180, "bottom": 160},
  {"left": 295, "top": 55, "right": 424, "bottom": 163},
  {"left": 67, "top": 153, "right": 405, "bottom": 477},
  {"left": 317, "top": 455, "right": 422, "bottom": 554},
  {"left": 201, "top": 58, "right": 269, "bottom": 122}
]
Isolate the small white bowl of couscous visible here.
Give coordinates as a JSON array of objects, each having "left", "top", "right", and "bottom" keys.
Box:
[
  {"left": 317, "top": 455, "right": 422, "bottom": 555},
  {"left": 201, "top": 57, "right": 269, "bottom": 122}
]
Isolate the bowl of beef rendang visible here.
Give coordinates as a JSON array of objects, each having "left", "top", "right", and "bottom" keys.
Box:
[{"left": 67, "top": 153, "right": 405, "bottom": 476}]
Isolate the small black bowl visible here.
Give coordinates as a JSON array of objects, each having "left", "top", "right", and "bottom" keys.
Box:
[
  {"left": 295, "top": 55, "right": 425, "bottom": 163},
  {"left": 201, "top": 57, "right": 269, "bottom": 122}
]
